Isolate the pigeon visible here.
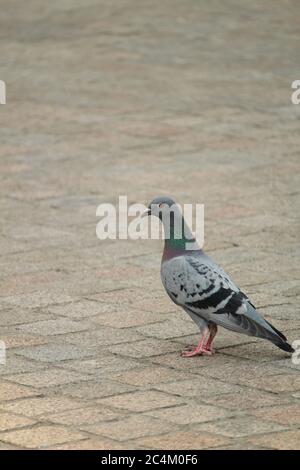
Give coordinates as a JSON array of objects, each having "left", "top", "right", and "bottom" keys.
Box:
[{"left": 142, "top": 196, "right": 294, "bottom": 357}]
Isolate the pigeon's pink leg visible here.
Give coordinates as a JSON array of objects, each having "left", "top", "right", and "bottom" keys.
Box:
[
  {"left": 181, "top": 327, "right": 212, "bottom": 357},
  {"left": 204, "top": 324, "right": 218, "bottom": 354}
]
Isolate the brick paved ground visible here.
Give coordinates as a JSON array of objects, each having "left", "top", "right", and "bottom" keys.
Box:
[{"left": 0, "top": 0, "right": 300, "bottom": 450}]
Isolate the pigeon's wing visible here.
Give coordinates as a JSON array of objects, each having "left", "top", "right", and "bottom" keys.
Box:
[
  {"left": 161, "top": 255, "right": 241, "bottom": 318},
  {"left": 161, "top": 255, "right": 291, "bottom": 350}
]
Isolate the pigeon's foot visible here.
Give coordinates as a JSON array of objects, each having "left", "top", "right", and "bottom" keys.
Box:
[
  {"left": 183, "top": 344, "right": 214, "bottom": 352},
  {"left": 180, "top": 325, "right": 217, "bottom": 357},
  {"left": 181, "top": 346, "right": 212, "bottom": 357}
]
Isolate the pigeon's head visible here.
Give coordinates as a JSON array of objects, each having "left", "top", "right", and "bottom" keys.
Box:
[
  {"left": 142, "top": 196, "right": 178, "bottom": 220},
  {"left": 142, "top": 196, "right": 196, "bottom": 249}
]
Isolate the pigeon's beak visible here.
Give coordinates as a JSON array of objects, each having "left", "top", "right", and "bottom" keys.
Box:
[{"left": 141, "top": 208, "right": 151, "bottom": 218}]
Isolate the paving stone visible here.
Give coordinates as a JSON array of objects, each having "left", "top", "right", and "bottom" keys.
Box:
[
  {"left": 88, "top": 288, "right": 156, "bottom": 306},
  {"left": 46, "top": 405, "right": 123, "bottom": 427},
  {"left": 62, "top": 326, "right": 143, "bottom": 347},
  {"left": 85, "top": 415, "right": 177, "bottom": 441},
  {"left": 53, "top": 380, "right": 135, "bottom": 400},
  {"left": 97, "top": 390, "right": 185, "bottom": 412},
  {"left": 242, "top": 373, "right": 300, "bottom": 393},
  {"left": 0, "top": 425, "right": 86, "bottom": 449},
  {"left": 153, "top": 376, "right": 243, "bottom": 397},
  {"left": 90, "top": 308, "right": 163, "bottom": 328},
  {"left": 0, "top": 309, "right": 50, "bottom": 327},
  {"left": 199, "top": 389, "right": 292, "bottom": 410},
  {"left": 0, "top": 396, "right": 86, "bottom": 417},
  {"left": 136, "top": 318, "right": 198, "bottom": 339},
  {"left": 195, "top": 416, "right": 286, "bottom": 438},
  {"left": 149, "top": 351, "right": 245, "bottom": 373},
  {"left": 1, "top": 292, "right": 74, "bottom": 309},
  {"left": 52, "top": 438, "right": 129, "bottom": 450},
  {"left": 260, "top": 304, "right": 300, "bottom": 321},
  {"left": 249, "top": 404, "right": 300, "bottom": 426},
  {"left": 221, "top": 342, "right": 291, "bottom": 362},
  {"left": 0, "top": 382, "right": 40, "bottom": 402},
  {"left": 269, "top": 358, "right": 300, "bottom": 372},
  {"left": 15, "top": 343, "right": 95, "bottom": 362},
  {"left": 89, "top": 291, "right": 175, "bottom": 315},
  {"left": 147, "top": 403, "right": 233, "bottom": 425},
  {"left": 56, "top": 355, "right": 139, "bottom": 375},
  {"left": 0, "top": 270, "right": 68, "bottom": 297},
  {"left": 211, "top": 442, "right": 269, "bottom": 450},
  {"left": 0, "top": 355, "right": 46, "bottom": 376},
  {"left": 0, "top": 333, "right": 47, "bottom": 349},
  {"left": 111, "top": 366, "right": 194, "bottom": 387},
  {"left": 48, "top": 300, "right": 115, "bottom": 319},
  {"left": 130, "top": 297, "right": 175, "bottom": 314},
  {"left": 137, "top": 431, "right": 230, "bottom": 450},
  {"left": 16, "top": 318, "right": 90, "bottom": 336},
  {"left": 0, "top": 411, "right": 35, "bottom": 432},
  {"left": 4, "top": 368, "right": 91, "bottom": 388},
  {"left": 107, "top": 338, "right": 180, "bottom": 358},
  {"left": 246, "top": 430, "right": 300, "bottom": 450},
  {"left": 0, "top": 442, "right": 21, "bottom": 450},
  {"left": 189, "top": 357, "right": 286, "bottom": 383}
]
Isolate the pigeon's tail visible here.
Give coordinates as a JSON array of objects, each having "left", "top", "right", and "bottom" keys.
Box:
[
  {"left": 265, "top": 320, "right": 294, "bottom": 353},
  {"left": 273, "top": 339, "right": 294, "bottom": 353},
  {"left": 242, "top": 303, "right": 294, "bottom": 354},
  {"left": 265, "top": 320, "right": 287, "bottom": 341}
]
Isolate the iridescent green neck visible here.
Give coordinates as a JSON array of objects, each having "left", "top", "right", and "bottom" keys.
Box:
[
  {"left": 164, "top": 218, "right": 196, "bottom": 251},
  {"left": 165, "top": 236, "right": 194, "bottom": 250}
]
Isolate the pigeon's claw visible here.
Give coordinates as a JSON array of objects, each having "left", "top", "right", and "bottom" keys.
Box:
[{"left": 181, "top": 346, "right": 212, "bottom": 357}]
